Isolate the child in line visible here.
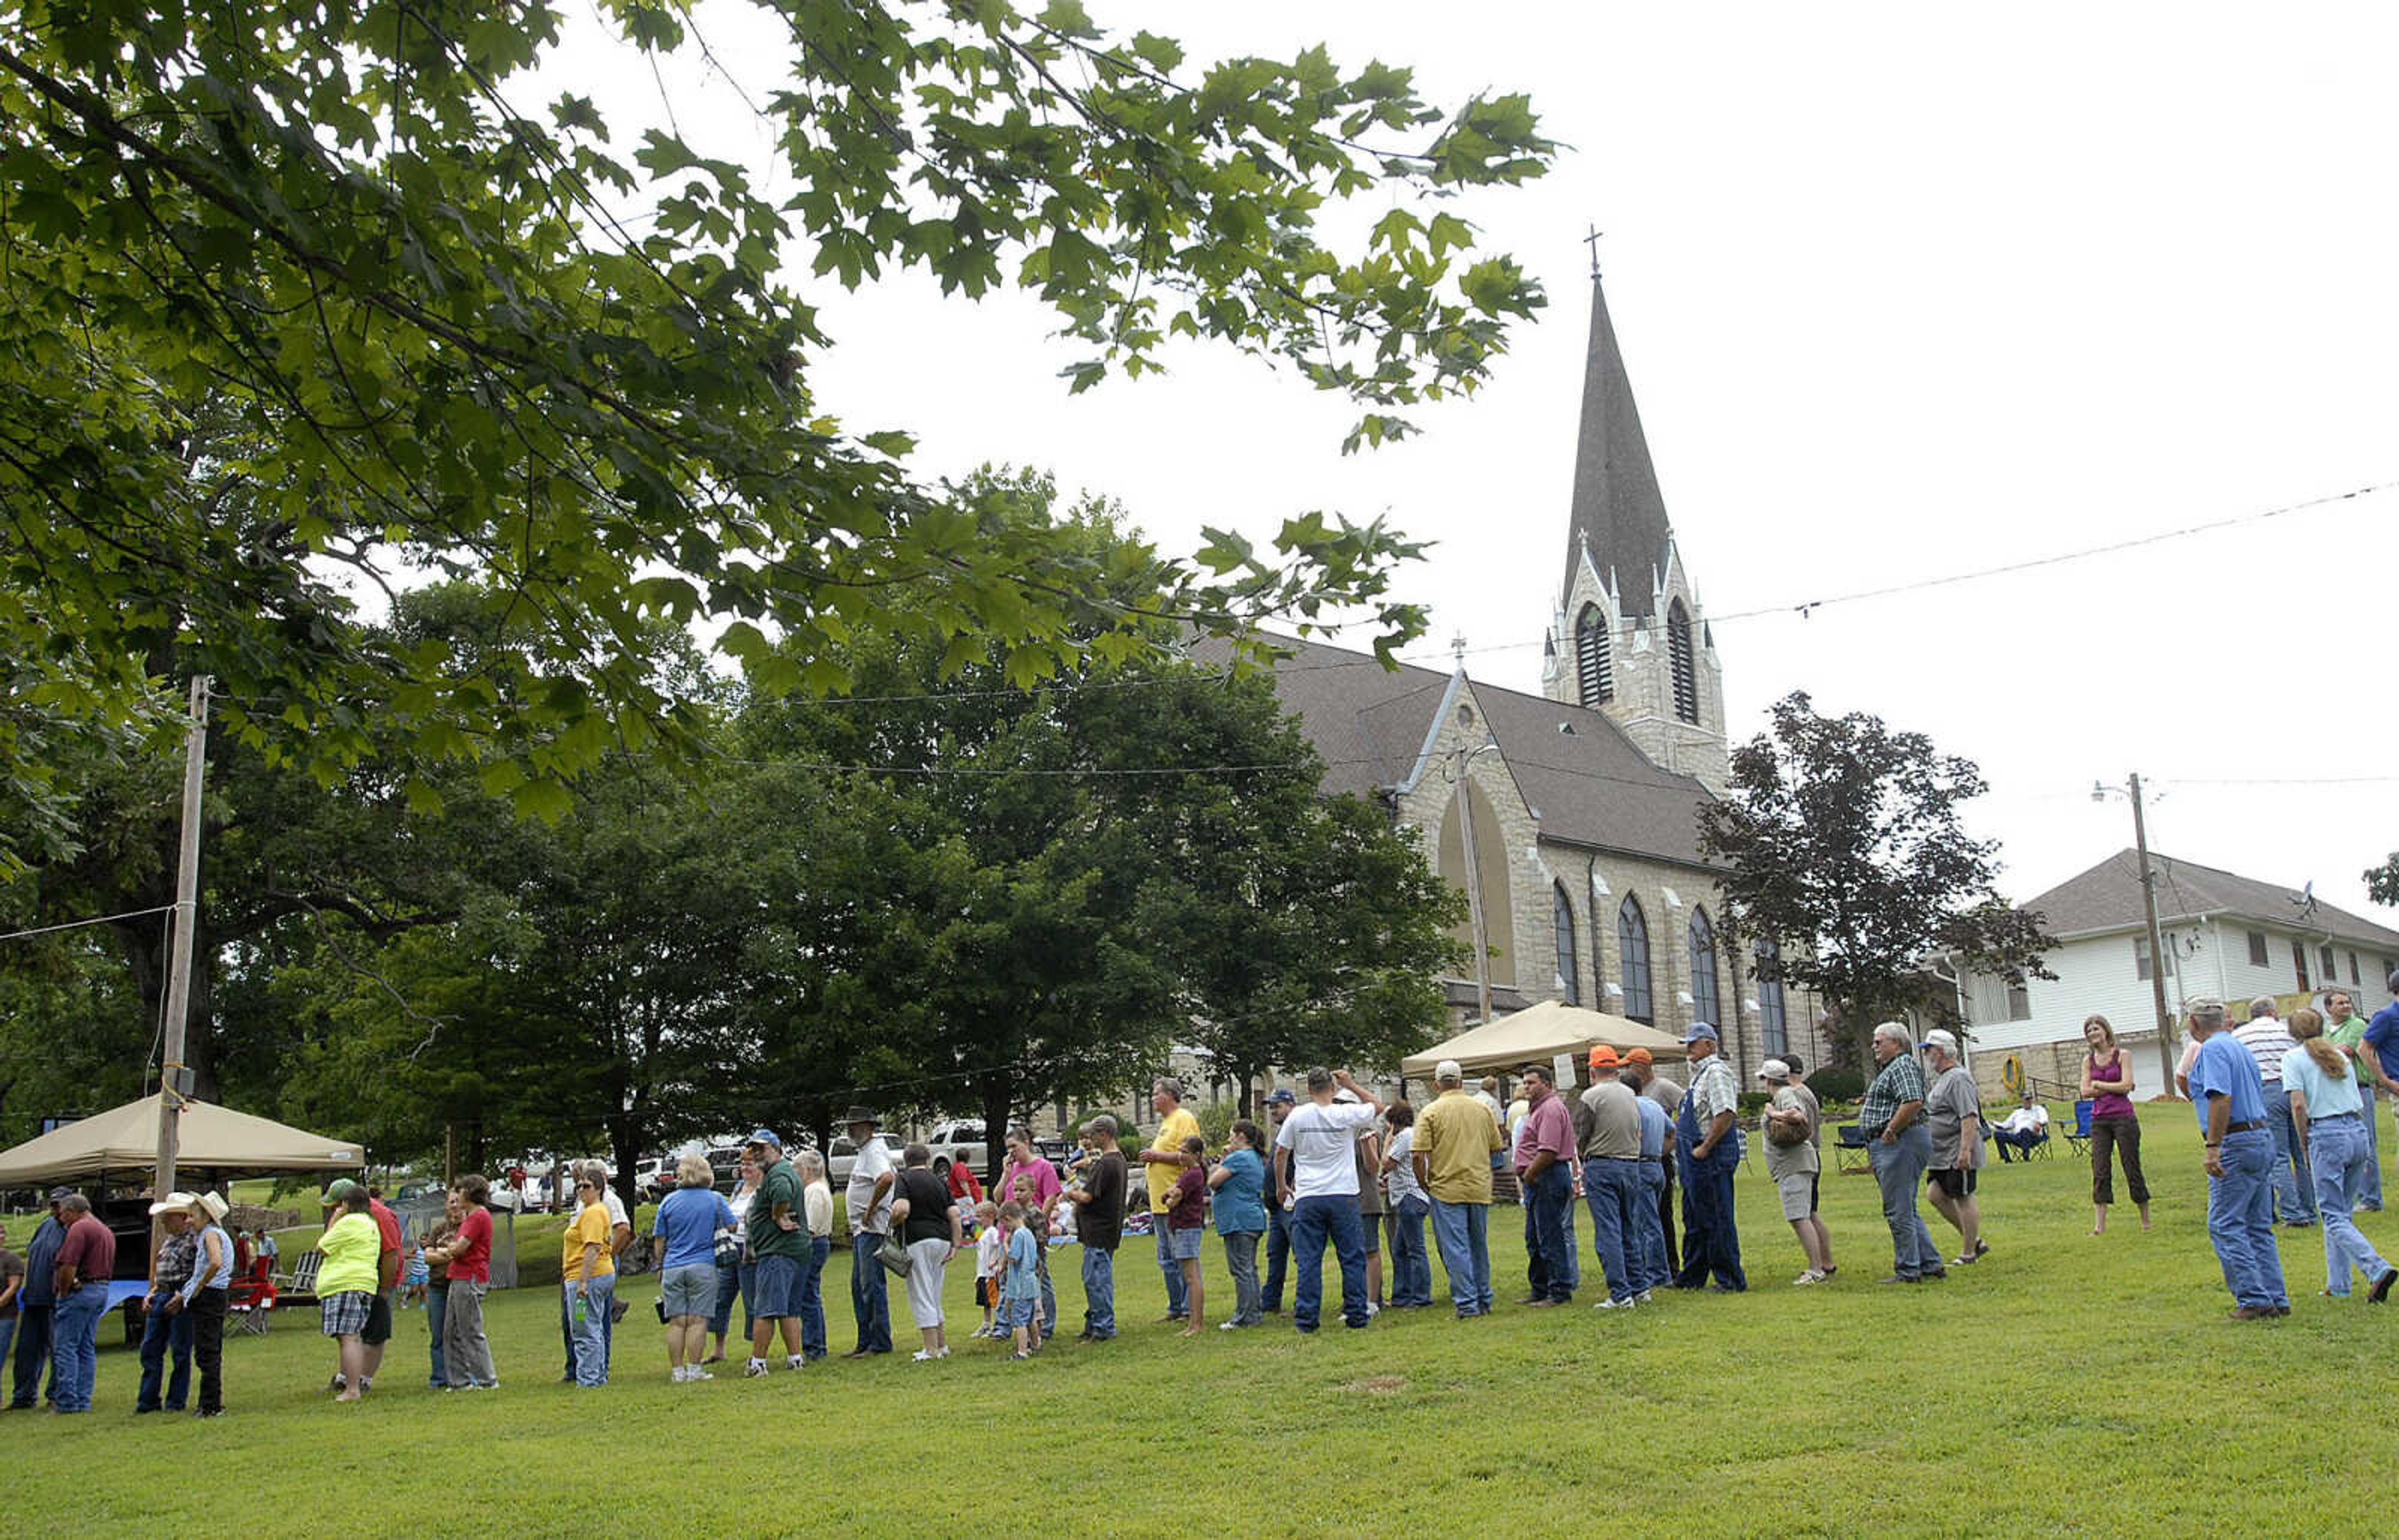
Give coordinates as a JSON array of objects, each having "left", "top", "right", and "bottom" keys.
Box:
[
  {"left": 1167, "top": 1134, "right": 1208, "bottom": 1337},
  {"left": 401, "top": 1241, "right": 430, "bottom": 1308},
  {"left": 998, "top": 1201, "right": 1041, "bottom": 1359},
  {"left": 971, "top": 1200, "right": 1003, "bottom": 1338}
]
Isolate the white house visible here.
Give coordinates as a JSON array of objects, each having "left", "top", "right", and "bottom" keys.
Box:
[{"left": 1958, "top": 849, "right": 2399, "bottom": 1102}]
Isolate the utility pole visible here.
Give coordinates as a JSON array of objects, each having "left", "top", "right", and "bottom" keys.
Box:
[
  {"left": 2095, "top": 772, "right": 2177, "bottom": 1091},
  {"left": 154, "top": 677, "right": 211, "bottom": 1208}
]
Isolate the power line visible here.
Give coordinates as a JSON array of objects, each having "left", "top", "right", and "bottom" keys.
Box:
[{"left": 0, "top": 903, "right": 177, "bottom": 945}]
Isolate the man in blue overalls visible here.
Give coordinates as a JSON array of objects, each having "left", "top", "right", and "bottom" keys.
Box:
[{"left": 1672, "top": 1025, "right": 1746, "bottom": 1291}]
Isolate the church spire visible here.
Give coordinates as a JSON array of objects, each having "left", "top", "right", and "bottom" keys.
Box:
[{"left": 1561, "top": 271, "right": 1675, "bottom": 620}]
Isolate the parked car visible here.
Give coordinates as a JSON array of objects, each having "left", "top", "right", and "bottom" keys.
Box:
[
  {"left": 826, "top": 1131, "right": 905, "bottom": 1185},
  {"left": 919, "top": 1120, "right": 988, "bottom": 1179},
  {"left": 1033, "top": 1137, "right": 1078, "bottom": 1183},
  {"left": 632, "top": 1156, "right": 671, "bottom": 1200}
]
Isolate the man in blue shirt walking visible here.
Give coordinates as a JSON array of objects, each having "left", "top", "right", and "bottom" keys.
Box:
[
  {"left": 2358, "top": 971, "right": 2399, "bottom": 1166},
  {"left": 2187, "top": 996, "right": 2288, "bottom": 1319}
]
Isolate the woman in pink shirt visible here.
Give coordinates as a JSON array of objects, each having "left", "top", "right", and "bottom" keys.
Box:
[{"left": 998, "top": 1127, "right": 1061, "bottom": 1337}]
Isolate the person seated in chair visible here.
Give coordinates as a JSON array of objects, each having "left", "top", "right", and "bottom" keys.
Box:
[{"left": 1990, "top": 1095, "right": 2050, "bottom": 1161}]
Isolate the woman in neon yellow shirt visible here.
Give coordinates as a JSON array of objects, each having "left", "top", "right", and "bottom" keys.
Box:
[
  {"left": 315, "top": 1181, "right": 382, "bottom": 1404},
  {"left": 562, "top": 1175, "right": 617, "bottom": 1386}
]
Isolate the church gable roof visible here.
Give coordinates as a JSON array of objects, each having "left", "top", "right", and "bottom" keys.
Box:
[
  {"left": 1563, "top": 274, "right": 1677, "bottom": 622},
  {"left": 1201, "top": 632, "right": 1718, "bottom": 870},
  {"left": 2023, "top": 848, "right": 2399, "bottom": 948}
]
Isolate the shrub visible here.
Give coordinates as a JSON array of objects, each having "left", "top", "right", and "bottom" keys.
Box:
[{"left": 1806, "top": 1068, "right": 1865, "bottom": 1103}]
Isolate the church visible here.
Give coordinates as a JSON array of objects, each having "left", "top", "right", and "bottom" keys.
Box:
[{"left": 1240, "top": 272, "right": 1833, "bottom": 1086}]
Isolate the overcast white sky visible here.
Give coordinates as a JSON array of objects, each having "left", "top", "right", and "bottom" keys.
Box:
[{"left": 554, "top": 2, "right": 2399, "bottom": 922}]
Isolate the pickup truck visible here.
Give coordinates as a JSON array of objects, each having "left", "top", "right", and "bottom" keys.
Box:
[
  {"left": 919, "top": 1120, "right": 989, "bottom": 1180},
  {"left": 826, "top": 1131, "right": 905, "bottom": 1185}
]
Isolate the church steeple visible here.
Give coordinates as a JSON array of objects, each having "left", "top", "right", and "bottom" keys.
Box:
[
  {"left": 1543, "top": 268, "right": 1729, "bottom": 795},
  {"left": 1561, "top": 271, "right": 1675, "bottom": 620}
]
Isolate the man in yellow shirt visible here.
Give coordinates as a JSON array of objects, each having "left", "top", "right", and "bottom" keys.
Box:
[
  {"left": 1138, "top": 1077, "right": 1202, "bottom": 1323},
  {"left": 1411, "top": 1060, "right": 1503, "bottom": 1317}
]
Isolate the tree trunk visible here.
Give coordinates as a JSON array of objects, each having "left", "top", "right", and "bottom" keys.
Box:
[{"left": 978, "top": 1076, "right": 1015, "bottom": 1187}]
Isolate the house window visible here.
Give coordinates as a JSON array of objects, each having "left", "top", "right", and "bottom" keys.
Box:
[
  {"left": 2247, "top": 931, "right": 2269, "bottom": 968},
  {"left": 1573, "top": 604, "right": 1613, "bottom": 707},
  {"left": 2349, "top": 950, "right": 2361, "bottom": 986},
  {"left": 2321, "top": 945, "right": 2338, "bottom": 982},
  {"left": 2005, "top": 978, "right": 2031, "bottom": 1020},
  {"left": 1688, "top": 908, "right": 1720, "bottom": 1029},
  {"left": 1553, "top": 883, "right": 1580, "bottom": 1006},
  {"left": 2292, "top": 939, "right": 2310, "bottom": 990},
  {"left": 1617, "top": 895, "right": 1653, "bottom": 1024},
  {"left": 2134, "top": 935, "right": 2174, "bottom": 981},
  {"left": 1667, "top": 599, "right": 1699, "bottom": 725},
  {"left": 1754, "top": 938, "right": 1786, "bottom": 1058}
]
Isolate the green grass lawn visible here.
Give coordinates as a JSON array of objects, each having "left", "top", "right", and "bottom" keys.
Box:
[{"left": 7, "top": 1103, "right": 2395, "bottom": 1538}]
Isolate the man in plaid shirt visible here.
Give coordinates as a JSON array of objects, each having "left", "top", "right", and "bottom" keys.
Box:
[{"left": 1861, "top": 1021, "right": 1944, "bottom": 1283}]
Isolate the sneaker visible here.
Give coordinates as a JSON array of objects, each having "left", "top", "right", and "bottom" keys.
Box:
[
  {"left": 357, "top": 1378, "right": 372, "bottom": 1394},
  {"left": 1634, "top": 1291, "right": 1653, "bottom": 1304},
  {"left": 743, "top": 1359, "right": 769, "bottom": 1378},
  {"left": 327, "top": 1374, "right": 345, "bottom": 1393},
  {"left": 671, "top": 1366, "right": 688, "bottom": 1383},
  {"left": 1592, "top": 1296, "right": 1636, "bottom": 1310},
  {"left": 688, "top": 1368, "right": 713, "bottom": 1381},
  {"left": 1364, "top": 1301, "right": 1380, "bottom": 1318},
  {"left": 785, "top": 1354, "right": 805, "bottom": 1372},
  {"left": 1950, "top": 1253, "right": 1977, "bottom": 1268},
  {"left": 911, "top": 1349, "right": 936, "bottom": 1361},
  {"left": 194, "top": 1409, "right": 227, "bottom": 1419},
  {"left": 2372, "top": 1269, "right": 2398, "bottom": 1304},
  {"left": 1792, "top": 1270, "right": 1824, "bottom": 1285},
  {"left": 1219, "top": 1320, "right": 1241, "bottom": 1330}
]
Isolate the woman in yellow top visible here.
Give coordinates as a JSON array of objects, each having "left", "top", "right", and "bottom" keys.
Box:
[
  {"left": 562, "top": 1173, "right": 617, "bottom": 1386},
  {"left": 314, "top": 1180, "right": 383, "bottom": 1404}
]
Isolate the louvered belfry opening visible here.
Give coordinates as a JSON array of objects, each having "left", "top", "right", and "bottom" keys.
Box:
[
  {"left": 1574, "top": 604, "right": 1613, "bottom": 706},
  {"left": 1667, "top": 599, "right": 1697, "bottom": 723}
]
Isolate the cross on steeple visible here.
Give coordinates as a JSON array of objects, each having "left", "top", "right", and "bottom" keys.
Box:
[{"left": 1583, "top": 224, "right": 1603, "bottom": 277}]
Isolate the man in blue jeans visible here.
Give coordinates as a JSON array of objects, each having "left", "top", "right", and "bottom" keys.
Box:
[
  {"left": 2188, "top": 996, "right": 2290, "bottom": 1318},
  {"left": 47, "top": 1193, "right": 116, "bottom": 1414},
  {"left": 840, "top": 1109, "right": 896, "bottom": 1358},
  {"left": 6, "top": 1189, "right": 70, "bottom": 1410},
  {"left": 1859, "top": 1021, "right": 1942, "bottom": 1284},
  {"left": 1577, "top": 1046, "right": 1647, "bottom": 1308},
  {"left": 1256, "top": 1091, "right": 1297, "bottom": 1311},
  {"left": 1512, "top": 1063, "right": 1576, "bottom": 1304},
  {"left": 1065, "top": 1115, "right": 1127, "bottom": 1341},
  {"left": 1415, "top": 1061, "right": 1501, "bottom": 1318},
  {"left": 2234, "top": 998, "right": 2317, "bottom": 1226},
  {"left": 1274, "top": 1068, "right": 1381, "bottom": 1331}
]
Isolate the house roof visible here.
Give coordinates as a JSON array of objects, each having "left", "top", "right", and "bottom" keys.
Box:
[
  {"left": 1198, "top": 631, "right": 1719, "bottom": 870},
  {"left": 2022, "top": 848, "right": 2399, "bottom": 948},
  {"left": 1562, "top": 274, "right": 1677, "bottom": 620}
]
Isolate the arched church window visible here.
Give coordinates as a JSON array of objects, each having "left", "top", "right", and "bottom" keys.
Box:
[
  {"left": 1617, "top": 895, "right": 1652, "bottom": 1023},
  {"left": 1688, "top": 907, "right": 1719, "bottom": 1028},
  {"left": 1667, "top": 599, "right": 1698, "bottom": 725},
  {"left": 1553, "top": 883, "right": 1579, "bottom": 1005},
  {"left": 1754, "top": 938, "right": 1787, "bottom": 1058},
  {"left": 1573, "top": 604, "right": 1613, "bottom": 707}
]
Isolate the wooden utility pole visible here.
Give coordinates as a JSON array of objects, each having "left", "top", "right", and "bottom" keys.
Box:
[
  {"left": 2127, "top": 773, "right": 2178, "bottom": 1091},
  {"left": 153, "top": 677, "right": 211, "bottom": 1206}
]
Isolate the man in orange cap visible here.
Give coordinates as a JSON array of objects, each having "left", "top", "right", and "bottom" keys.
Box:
[{"left": 1578, "top": 1045, "right": 1647, "bottom": 1308}]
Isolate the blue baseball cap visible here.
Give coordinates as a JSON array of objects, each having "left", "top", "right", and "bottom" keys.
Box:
[
  {"left": 1681, "top": 1022, "right": 1719, "bottom": 1045},
  {"left": 745, "top": 1128, "right": 781, "bottom": 1149},
  {"left": 1266, "top": 1089, "right": 1296, "bottom": 1105}
]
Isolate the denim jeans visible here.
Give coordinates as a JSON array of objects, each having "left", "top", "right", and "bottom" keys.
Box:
[
  {"left": 50, "top": 1286, "right": 107, "bottom": 1413},
  {"left": 710, "top": 1256, "right": 741, "bottom": 1338},
  {"left": 850, "top": 1231, "right": 892, "bottom": 1353},
  {"left": 1081, "top": 1244, "right": 1116, "bottom": 1338},
  {"left": 798, "top": 1236, "right": 830, "bottom": 1358},
  {"left": 1035, "top": 1236, "right": 1058, "bottom": 1335},
  {"left": 2207, "top": 1126, "right": 2287, "bottom": 1308},
  {"left": 6, "top": 1303, "right": 51, "bottom": 1408},
  {"left": 1154, "top": 1215, "right": 1188, "bottom": 1318},
  {"left": 1868, "top": 1125, "right": 1942, "bottom": 1280},
  {"left": 425, "top": 1283, "right": 449, "bottom": 1389},
  {"left": 1521, "top": 1163, "right": 1574, "bottom": 1302},
  {"left": 2359, "top": 1081, "right": 2384, "bottom": 1210},
  {"left": 1223, "top": 1230, "right": 1264, "bottom": 1323},
  {"left": 136, "top": 1297, "right": 196, "bottom": 1411},
  {"left": 737, "top": 1258, "right": 758, "bottom": 1341},
  {"left": 1386, "top": 1198, "right": 1433, "bottom": 1307},
  {"left": 566, "top": 1277, "right": 612, "bottom": 1385},
  {"left": 0, "top": 1318, "right": 13, "bottom": 1396},
  {"left": 1633, "top": 1163, "right": 1670, "bottom": 1292},
  {"left": 2263, "top": 1081, "right": 2318, "bottom": 1222},
  {"left": 2306, "top": 1115, "right": 2392, "bottom": 1294},
  {"left": 1673, "top": 1139, "right": 1747, "bottom": 1291},
  {"left": 1289, "top": 1195, "right": 1369, "bottom": 1329},
  {"left": 1581, "top": 1158, "right": 1644, "bottom": 1301},
  {"left": 1428, "top": 1198, "right": 1493, "bottom": 1315},
  {"left": 1261, "top": 1204, "right": 1292, "bottom": 1311}
]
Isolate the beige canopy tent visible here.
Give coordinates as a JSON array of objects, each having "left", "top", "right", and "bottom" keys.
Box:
[
  {"left": 0, "top": 1095, "right": 362, "bottom": 1187},
  {"left": 1400, "top": 1000, "right": 1689, "bottom": 1084}
]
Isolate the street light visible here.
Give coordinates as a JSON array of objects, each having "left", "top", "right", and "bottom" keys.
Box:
[{"left": 2096, "top": 773, "right": 2178, "bottom": 1091}]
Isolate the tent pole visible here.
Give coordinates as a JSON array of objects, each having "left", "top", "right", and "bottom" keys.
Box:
[{"left": 153, "top": 676, "right": 211, "bottom": 1211}]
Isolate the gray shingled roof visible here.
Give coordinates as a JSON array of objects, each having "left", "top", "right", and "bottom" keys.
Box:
[
  {"left": 2022, "top": 848, "right": 2399, "bottom": 948},
  {"left": 1196, "top": 632, "right": 1719, "bottom": 871},
  {"left": 1562, "top": 274, "right": 1676, "bottom": 620}
]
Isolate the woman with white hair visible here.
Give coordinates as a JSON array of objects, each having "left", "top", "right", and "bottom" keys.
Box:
[
  {"left": 795, "top": 1149, "right": 834, "bottom": 1362},
  {"left": 890, "top": 1143, "right": 963, "bottom": 1360},
  {"left": 650, "top": 1154, "right": 737, "bottom": 1381}
]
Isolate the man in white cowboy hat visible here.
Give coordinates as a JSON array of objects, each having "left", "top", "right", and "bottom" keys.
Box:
[
  {"left": 137, "top": 1192, "right": 202, "bottom": 1414},
  {"left": 839, "top": 1108, "right": 897, "bottom": 1358}
]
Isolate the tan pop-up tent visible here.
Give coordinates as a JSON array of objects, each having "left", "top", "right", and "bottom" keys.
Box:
[
  {"left": 0, "top": 1095, "right": 362, "bottom": 1186},
  {"left": 1400, "top": 999, "right": 1689, "bottom": 1084}
]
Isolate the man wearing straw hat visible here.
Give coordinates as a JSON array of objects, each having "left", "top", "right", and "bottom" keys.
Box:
[
  {"left": 136, "top": 1191, "right": 202, "bottom": 1414},
  {"left": 839, "top": 1108, "right": 897, "bottom": 1359}
]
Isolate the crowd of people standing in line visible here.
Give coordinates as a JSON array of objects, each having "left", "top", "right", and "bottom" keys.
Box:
[{"left": 8, "top": 978, "right": 2397, "bottom": 1413}]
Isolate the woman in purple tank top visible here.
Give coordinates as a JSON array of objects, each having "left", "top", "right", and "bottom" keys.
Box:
[{"left": 2080, "top": 1015, "right": 2150, "bottom": 1234}]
